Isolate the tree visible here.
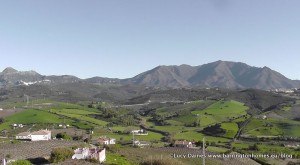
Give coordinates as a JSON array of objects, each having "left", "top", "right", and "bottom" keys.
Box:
[
  {"left": 56, "top": 133, "right": 72, "bottom": 140},
  {"left": 0, "top": 117, "right": 4, "bottom": 124},
  {"left": 49, "top": 148, "right": 74, "bottom": 163},
  {"left": 248, "top": 143, "right": 260, "bottom": 151}
]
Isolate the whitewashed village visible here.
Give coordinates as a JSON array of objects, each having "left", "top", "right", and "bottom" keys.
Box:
[{"left": 0, "top": 120, "right": 203, "bottom": 165}]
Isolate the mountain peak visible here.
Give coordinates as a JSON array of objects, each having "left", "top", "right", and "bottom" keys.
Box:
[
  {"left": 127, "top": 60, "right": 300, "bottom": 89},
  {"left": 2, "top": 67, "right": 18, "bottom": 74}
]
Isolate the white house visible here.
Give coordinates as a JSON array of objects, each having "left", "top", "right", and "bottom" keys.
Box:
[
  {"left": 131, "top": 129, "right": 148, "bottom": 135},
  {"left": 133, "top": 140, "right": 151, "bottom": 148},
  {"left": 98, "top": 136, "right": 116, "bottom": 145},
  {"left": 174, "top": 140, "right": 194, "bottom": 148},
  {"left": 16, "top": 130, "right": 51, "bottom": 141},
  {"left": 30, "top": 130, "right": 51, "bottom": 141},
  {"left": 12, "top": 124, "right": 24, "bottom": 129},
  {"left": 15, "top": 132, "right": 31, "bottom": 140},
  {"left": 72, "top": 147, "right": 106, "bottom": 163},
  {"left": 72, "top": 148, "right": 89, "bottom": 159}
]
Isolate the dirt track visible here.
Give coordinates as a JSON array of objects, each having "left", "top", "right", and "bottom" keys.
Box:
[{"left": 0, "top": 108, "right": 25, "bottom": 118}]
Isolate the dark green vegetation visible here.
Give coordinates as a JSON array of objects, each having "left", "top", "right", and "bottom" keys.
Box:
[
  {"left": 0, "top": 88, "right": 299, "bottom": 165},
  {"left": 49, "top": 147, "right": 74, "bottom": 163},
  {"left": 10, "top": 160, "right": 32, "bottom": 165}
]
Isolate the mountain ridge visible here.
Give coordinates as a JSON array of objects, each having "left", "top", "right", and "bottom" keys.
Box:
[{"left": 1, "top": 61, "right": 299, "bottom": 90}]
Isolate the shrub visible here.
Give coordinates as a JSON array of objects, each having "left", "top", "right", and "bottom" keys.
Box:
[
  {"left": 49, "top": 147, "right": 74, "bottom": 163},
  {"left": 56, "top": 133, "right": 72, "bottom": 140},
  {"left": 10, "top": 160, "right": 32, "bottom": 165}
]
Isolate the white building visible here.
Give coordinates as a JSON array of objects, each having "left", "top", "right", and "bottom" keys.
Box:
[
  {"left": 16, "top": 130, "right": 51, "bottom": 141},
  {"left": 98, "top": 136, "right": 116, "bottom": 145},
  {"left": 174, "top": 140, "right": 194, "bottom": 148},
  {"left": 131, "top": 129, "right": 148, "bottom": 135},
  {"left": 133, "top": 140, "right": 151, "bottom": 148},
  {"left": 72, "top": 148, "right": 89, "bottom": 159},
  {"left": 15, "top": 132, "right": 31, "bottom": 140},
  {"left": 30, "top": 130, "right": 51, "bottom": 141},
  {"left": 72, "top": 147, "right": 106, "bottom": 163}
]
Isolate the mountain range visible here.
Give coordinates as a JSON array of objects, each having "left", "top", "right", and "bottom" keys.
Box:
[{"left": 1, "top": 61, "right": 299, "bottom": 90}]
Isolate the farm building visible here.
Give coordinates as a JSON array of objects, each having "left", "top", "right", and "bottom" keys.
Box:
[
  {"left": 174, "top": 140, "right": 194, "bottom": 148},
  {"left": 133, "top": 140, "right": 151, "bottom": 148},
  {"left": 72, "top": 147, "right": 106, "bottom": 163},
  {"left": 97, "top": 136, "right": 116, "bottom": 145},
  {"left": 16, "top": 129, "right": 51, "bottom": 141},
  {"left": 15, "top": 132, "right": 31, "bottom": 140},
  {"left": 131, "top": 129, "right": 148, "bottom": 135}
]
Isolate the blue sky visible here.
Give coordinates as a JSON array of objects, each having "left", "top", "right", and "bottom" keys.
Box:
[{"left": 0, "top": 0, "right": 299, "bottom": 79}]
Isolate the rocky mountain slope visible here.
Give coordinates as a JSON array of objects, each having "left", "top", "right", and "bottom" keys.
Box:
[
  {"left": 124, "top": 61, "right": 300, "bottom": 89},
  {"left": 1, "top": 60, "right": 299, "bottom": 90}
]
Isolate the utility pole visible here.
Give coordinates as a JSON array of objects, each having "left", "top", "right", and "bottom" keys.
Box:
[
  {"left": 203, "top": 137, "right": 205, "bottom": 165},
  {"left": 24, "top": 94, "right": 29, "bottom": 106},
  {"left": 132, "top": 132, "right": 135, "bottom": 146}
]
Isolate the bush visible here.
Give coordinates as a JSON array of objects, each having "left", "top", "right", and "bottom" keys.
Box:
[
  {"left": 0, "top": 117, "right": 4, "bottom": 124},
  {"left": 248, "top": 143, "right": 260, "bottom": 151},
  {"left": 56, "top": 133, "right": 72, "bottom": 140},
  {"left": 10, "top": 160, "right": 32, "bottom": 165},
  {"left": 49, "top": 147, "right": 74, "bottom": 163}
]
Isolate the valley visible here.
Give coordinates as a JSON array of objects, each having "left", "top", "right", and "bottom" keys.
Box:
[
  {"left": 1, "top": 87, "right": 300, "bottom": 165},
  {"left": 0, "top": 63, "right": 300, "bottom": 164}
]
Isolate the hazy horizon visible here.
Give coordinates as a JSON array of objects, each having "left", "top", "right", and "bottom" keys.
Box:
[{"left": 1, "top": 1, "right": 299, "bottom": 79}]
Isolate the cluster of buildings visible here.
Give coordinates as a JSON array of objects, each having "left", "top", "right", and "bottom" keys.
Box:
[
  {"left": 12, "top": 123, "right": 24, "bottom": 129},
  {"left": 72, "top": 147, "right": 106, "bottom": 163},
  {"left": 13, "top": 127, "right": 197, "bottom": 164},
  {"left": 271, "top": 88, "right": 300, "bottom": 96},
  {"left": 97, "top": 136, "right": 116, "bottom": 145}
]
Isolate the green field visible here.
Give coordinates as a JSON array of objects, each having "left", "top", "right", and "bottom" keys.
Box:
[
  {"left": 146, "top": 100, "right": 248, "bottom": 145},
  {"left": 0, "top": 109, "right": 71, "bottom": 130},
  {"left": 207, "top": 146, "right": 229, "bottom": 153},
  {"left": 243, "top": 118, "right": 300, "bottom": 137},
  {"left": 191, "top": 100, "right": 248, "bottom": 128},
  {"left": 0, "top": 101, "right": 109, "bottom": 130},
  {"left": 221, "top": 122, "right": 239, "bottom": 138},
  {"left": 192, "top": 100, "right": 248, "bottom": 115},
  {"left": 46, "top": 107, "right": 108, "bottom": 127},
  {"left": 165, "top": 120, "right": 184, "bottom": 126},
  {"left": 106, "top": 152, "right": 134, "bottom": 165},
  {"left": 51, "top": 108, "right": 98, "bottom": 115},
  {"left": 174, "top": 131, "right": 231, "bottom": 143},
  {"left": 55, "top": 112, "right": 108, "bottom": 126},
  {"left": 154, "top": 126, "right": 188, "bottom": 134},
  {"left": 174, "top": 113, "right": 198, "bottom": 124}
]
